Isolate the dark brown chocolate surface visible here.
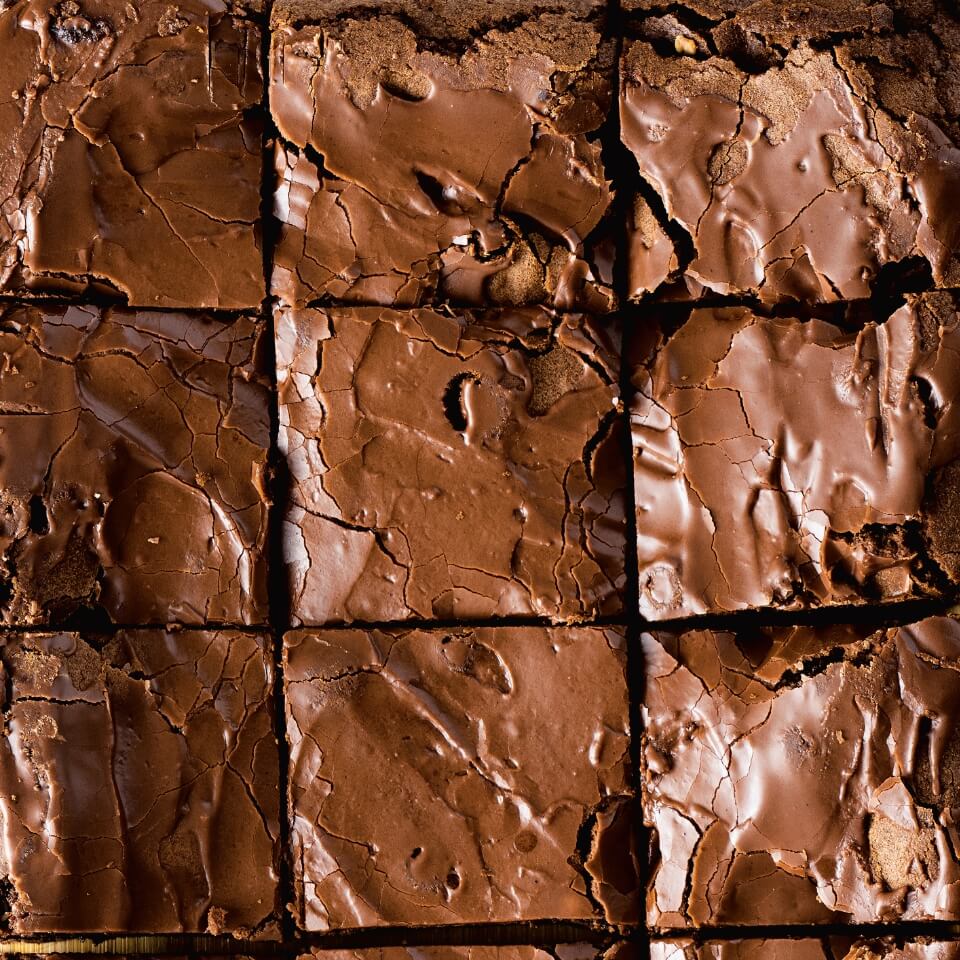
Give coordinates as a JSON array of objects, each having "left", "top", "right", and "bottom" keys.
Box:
[
  {"left": 620, "top": 0, "right": 960, "bottom": 302},
  {"left": 269, "top": 0, "right": 615, "bottom": 311},
  {"left": 277, "top": 305, "right": 626, "bottom": 624},
  {"left": 0, "top": 0, "right": 264, "bottom": 307},
  {"left": 0, "top": 629, "right": 279, "bottom": 933},
  {"left": 0, "top": 303, "right": 270, "bottom": 625},
  {"left": 652, "top": 940, "right": 960, "bottom": 960},
  {"left": 631, "top": 293, "right": 960, "bottom": 620},
  {"left": 643, "top": 615, "right": 960, "bottom": 926},
  {"left": 284, "top": 625, "right": 637, "bottom": 928}
]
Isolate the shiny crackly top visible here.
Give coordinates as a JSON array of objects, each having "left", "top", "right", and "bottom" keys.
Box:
[
  {"left": 631, "top": 293, "right": 960, "bottom": 620},
  {"left": 277, "top": 305, "right": 626, "bottom": 624},
  {"left": 269, "top": 0, "right": 615, "bottom": 311},
  {"left": 0, "top": 303, "right": 270, "bottom": 625},
  {"left": 0, "top": 629, "right": 279, "bottom": 933},
  {"left": 0, "top": 0, "right": 264, "bottom": 307},
  {"left": 643, "top": 615, "right": 960, "bottom": 926},
  {"left": 284, "top": 625, "right": 634, "bottom": 928},
  {"left": 620, "top": 1, "right": 960, "bottom": 302}
]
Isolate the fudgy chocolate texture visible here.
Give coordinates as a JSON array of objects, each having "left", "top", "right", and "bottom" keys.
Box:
[
  {"left": 284, "top": 625, "right": 637, "bottom": 928},
  {"left": 0, "top": 303, "right": 270, "bottom": 625},
  {"left": 269, "top": 0, "right": 615, "bottom": 311},
  {"left": 652, "top": 940, "right": 960, "bottom": 960},
  {"left": 277, "top": 306, "right": 626, "bottom": 624},
  {"left": 0, "top": 629, "right": 279, "bottom": 933},
  {"left": 631, "top": 293, "right": 960, "bottom": 620},
  {"left": 642, "top": 615, "right": 960, "bottom": 926},
  {"left": 620, "top": 0, "right": 960, "bottom": 302},
  {"left": 0, "top": 0, "right": 264, "bottom": 307}
]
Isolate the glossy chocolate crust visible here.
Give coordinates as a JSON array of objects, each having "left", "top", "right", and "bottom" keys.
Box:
[
  {"left": 619, "top": 0, "right": 960, "bottom": 302},
  {"left": 642, "top": 615, "right": 960, "bottom": 926},
  {"left": 0, "top": 303, "right": 270, "bottom": 625},
  {"left": 0, "top": 629, "right": 280, "bottom": 933},
  {"left": 277, "top": 305, "right": 626, "bottom": 624},
  {"left": 0, "top": 0, "right": 264, "bottom": 307},
  {"left": 651, "top": 940, "right": 960, "bottom": 960},
  {"left": 269, "top": 0, "right": 615, "bottom": 311},
  {"left": 284, "top": 625, "right": 637, "bottom": 928},
  {"left": 630, "top": 293, "right": 960, "bottom": 620}
]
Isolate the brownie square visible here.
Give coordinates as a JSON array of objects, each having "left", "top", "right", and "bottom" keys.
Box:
[
  {"left": 277, "top": 305, "right": 626, "bottom": 624},
  {"left": 0, "top": 629, "right": 280, "bottom": 933},
  {"left": 284, "top": 625, "right": 637, "bottom": 928},
  {"left": 0, "top": 303, "right": 270, "bottom": 625},
  {"left": 269, "top": 0, "right": 615, "bottom": 311},
  {"left": 630, "top": 293, "right": 960, "bottom": 620},
  {"left": 642, "top": 615, "right": 960, "bottom": 926},
  {"left": 653, "top": 941, "right": 960, "bottom": 960},
  {"left": 619, "top": 0, "right": 960, "bottom": 303},
  {"left": 0, "top": 0, "right": 264, "bottom": 308}
]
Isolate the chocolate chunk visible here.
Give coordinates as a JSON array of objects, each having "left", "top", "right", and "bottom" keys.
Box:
[
  {"left": 0, "top": 303, "right": 270, "bottom": 625},
  {"left": 284, "top": 625, "right": 636, "bottom": 927},
  {"left": 630, "top": 293, "right": 960, "bottom": 619},
  {"left": 0, "top": 0, "right": 265, "bottom": 307},
  {"left": 277, "top": 305, "right": 626, "bottom": 624},
  {"left": 0, "top": 629, "right": 280, "bottom": 933},
  {"left": 269, "top": 0, "right": 615, "bottom": 311},
  {"left": 643, "top": 615, "right": 960, "bottom": 926},
  {"left": 619, "top": 1, "right": 960, "bottom": 302},
  {"left": 653, "top": 940, "right": 960, "bottom": 960}
]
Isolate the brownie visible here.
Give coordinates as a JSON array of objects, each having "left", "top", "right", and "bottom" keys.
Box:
[
  {"left": 0, "top": 629, "right": 280, "bottom": 933},
  {"left": 269, "top": 0, "right": 615, "bottom": 311},
  {"left": 619, "top": 0, "right": 960, "bottom": 302},
  {"left": 0, "top": 303, "right": 270, "bottom": 625},
  {"left": 0, "top": 0, "right": 264, "bottom": 308},
  {"left": 277, "top": 305, "right": 626, "bottom": 624},
  {"left": 642, "top": 614, "right": 960, "bottom": 926},
  {"left": 630, "top": 293, "right": 960, "bottom": 620},
  {"left": 284, "top": 625, "right": 638, "bottom": 928},
  {"left": 653, "top": 941, "right": 960, "bottom": 960}
]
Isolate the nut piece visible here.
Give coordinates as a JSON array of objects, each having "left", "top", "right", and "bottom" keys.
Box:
[{"left": 674, "top": 35, "right": 697, "bottom": 56}]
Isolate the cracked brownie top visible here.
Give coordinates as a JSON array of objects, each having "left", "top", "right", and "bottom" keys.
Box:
[
  {"left": 284, "top": 624, "right": 636, "bottom": 928},
  {"left": 642, "top": 614, "right": 960, "bottom": 926},
  {"left": 0, "top": 0, "right": 265, "bottom": 307},
  {"left": 620, "top": 0, "right": 960, "bottom": 303},
  {"left": 0, "top": 302, "right": 271, "bottom": 626},
  {"left": 630, "top": 291, "right": 960, "bottom": 619},
  {"left": 276, "top": 304, "right": 626, "bottom": 625},
  {"left": 269, "top": 0, "right": 616, "bottom": 312},
  {"left": 0, "top": 628, "right": 280, "bottom": 934}
]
